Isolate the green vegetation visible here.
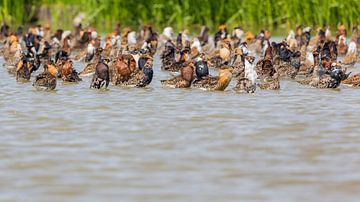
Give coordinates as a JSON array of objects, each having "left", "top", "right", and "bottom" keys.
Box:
[{"left": 1, "top": 0, "right": 359, "bottom": 33}]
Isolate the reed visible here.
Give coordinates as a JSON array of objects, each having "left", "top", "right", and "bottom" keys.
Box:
[{"left": 1, "top": 0, "right": 359, "bottom": 34}]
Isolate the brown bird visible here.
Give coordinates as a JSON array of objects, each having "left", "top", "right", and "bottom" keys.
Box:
[
  {"left": 258, "top": 73, "right": 280, "bottom": 90},
  {"left": 16, "top": 57, "right": 32, "bottom": 82},
  {"left": 161, "top": 62, "right": 195, "bottom": 88},
  {"left": 110, "top": 54, "right": 137, "bottom": 85},
  {"left": 192, "top": 65, "right": 233, "bottom": 91},
  {"left": 60, "top": 59, "right": 82, "bottom": 82},
  {"left": 33, "top": 61, "right": 58, "bottom": 90}
]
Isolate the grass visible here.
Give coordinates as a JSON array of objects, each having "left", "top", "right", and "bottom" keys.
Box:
[{"left": 1, "top": 0, "right": 359, "bottom": 34}]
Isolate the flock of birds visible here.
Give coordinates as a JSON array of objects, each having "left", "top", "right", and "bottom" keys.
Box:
[{"left": 0, "top": 21, "right": 360, "bottom": 93}]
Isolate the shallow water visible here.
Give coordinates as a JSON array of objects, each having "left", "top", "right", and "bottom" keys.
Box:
[{"left": 1, "top": 56, "right": 360, "bottom": 202}]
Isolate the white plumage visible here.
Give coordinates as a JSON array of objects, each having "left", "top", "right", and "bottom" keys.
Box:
[
  {"left": 338, "top": 35, "right": 347, "bottom": 45},
  {"left": 233, "top": 28, "right": 244, "bottom": 39},
  {"left": 127, "top": 31, "right": 137, "bottom": 45},
  {"left": 245, "top": 58, "right": 258, "bottom": 84},
  {"left": 286, "top": 30, "right": 295, "bottom": 42},
  {"left": 91, "top": 31, "right": 98, "bottom": 40},
  {"left": 306, "top": 51, "right": 314, "bottom": 66},
  {"left": 87, "top": 43, "right": 95, "bottom": 55},
  {"left": 348, "top": 41, "right": 357, "bottom": 54},
  {"left": 163, "top": 27, "right": 174, "bottom": 39},
  {"left": 191, "top": 37, "right": 202, "bottom": 52}
]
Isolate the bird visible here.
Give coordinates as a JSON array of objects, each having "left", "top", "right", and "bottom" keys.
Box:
[
  {"left": 192, "top": 64, "right": 233, "bottom": 91},
  {"left": 161, "top": 62, "right": 194, "bottom": 88},
  {"left": 160, "top": 40, "right": 177, "bottom": 71},
  {"left": 233, "top": 56, "right": 258, "bottom": 93},
  {"left": 16, "top": 55, "right": 32, "bottom": 82},
  {"left": 59, "top": 59, "right": 82, "bottom": 82},
  {"left": 312, "top": 68, "right": 344, "bottom": 89},
  {"left": 33, "top": 60, "right": 58, "bottom": 90},
  {"left": 90, "top": 57, "right": 110, "bottom": 89},
  {"left": 136, "top": 59, "right": 154, "bottom": 87},
  {"left": 110, "top": 54, "right": 137, "bottom": 85},
  {"left": 341, "top": 41, "right": 357, "bottom": 66},
  {"left": 258, "top": 73, "right": 280, "bottom": 90},
  {"left": 79, "top": 47, "right": 104, "bottom": 77}
]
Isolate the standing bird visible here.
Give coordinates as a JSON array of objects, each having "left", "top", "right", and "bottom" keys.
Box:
[
  {"left": 234, "top": 56, "right": 257, "bottom": 93},
  {"left": 90, "top": 58, "right": 110, "bottom": 89},
  {"left": 136, "top": 59, "right": 154, "bottom": 87}
]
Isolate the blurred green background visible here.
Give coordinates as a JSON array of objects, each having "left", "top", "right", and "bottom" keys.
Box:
[{"left": 1, "top": 0, "right": 359, "bottom": 33}]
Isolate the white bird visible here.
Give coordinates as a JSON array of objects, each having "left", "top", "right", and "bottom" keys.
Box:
[
  {"left": 303, "top": 27, "right": 311, "bottom": 33},
  {"left": 286, "top": 30, "right": 295, "bottom": 42},
  {"left": 191, "top": 37, "right": 202, "bottom": 52},
  {"left": 91, "top": 31, "right": 98, "bottom": 40},
  {"left": 348, "top": 41, "right": 357, "bottom": 54},
  {"left": 127, "top": 31, "right": 137, "bottom": 45},
  {"left": 73, "top": 13, "right": 86, "bottom": 27},
  {"left": 338, "top": 35, "right": 347, "bottom": 45},
  {"left": 239, "top": 42, "right": 249, "bottom": 56},
  {"left": 341, "top": 41, "right": 357, "bottom": 65},
  {"left": 233, "top": 27, "right": 244, "bottom": 40},
  {"left": 245, "top": 57, "right": 258, "bottom": 85},
  {"left": 163, "top": 27, "right": 174, "bottom": 40},
  {"left": 61, "top": 30, "right": 71, "bottom": 41},
  {"left": 85, "top": 42, "right": 96, "bottom": 62},
  {"left": 234, "top": 56, "right": 257, "bottom": 93},
  {"left": 305, "top": 51, "right": 314, "bottom": 66}
]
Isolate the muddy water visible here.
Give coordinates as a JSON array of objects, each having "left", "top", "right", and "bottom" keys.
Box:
[{"left": 1, "top": 56, "right": 360, "bottom": 202}]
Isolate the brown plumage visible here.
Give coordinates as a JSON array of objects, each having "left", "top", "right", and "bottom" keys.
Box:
[
  {"left": 258, "top": 73, "right": 280, "bottom": 90},
  {"left": 62, "top": 36, "right": 71, "bottom": 56},
  {"left": 60, "top": 59, "right": 82, "bottom": 82},
  {"left": 102, "top": 37, "right": 112, "bottom": 57},
  {"left": 256, "top": 58, "right": 275, "bottom": 79},
  {"left": 233, "top": 78, "right": 256, "bottom": 93},
  {"left": 219, "top": 41, "right": 231, "bottom": 62},
  {"left": 33, "top": 61, "right": 58, "bottom": 90},
  {"left": 16, "top": 59, "right": 31, "bottom": 82},
  {"left": 337, "top": 36, "right": 348, "bottom": 55},
  {"left": 164, "top": 49, "right": 190, "bottom": 72},
  {"left": 161, "top": 62, "right": 194, "bottom": 88},
  {"left": 112, "top": 57, "right": 154, "bottom": 87},
  {"left": 79, "top": 62, "right": 96, "bottom": 77},
  {"left": 342, "top": 52, "right": 357, "bottom": 66},
  {"left": 342, "top": 73, "right": 360, "bottom": 86},
  {"left": 192, "top": 66, "right": 232, "bottom": 91},
  {"left": 273, "top": 49, "right": 301, "bottom": 79},
  {"left": 3, "top": 34, "right": 22, "bottom": 66},
  {"left": 79, "top": 48, "right": 105, "bottom": 76},
  {"left": 208, "top": 39, "right": 232, "bottom": 68},
  {"left": 110, "top": 54, "right": 137, "bottom": 85}
]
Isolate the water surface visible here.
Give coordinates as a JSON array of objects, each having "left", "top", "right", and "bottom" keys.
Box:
[{"left": 1, "top": 56, "right": 360, "bottom": 202}]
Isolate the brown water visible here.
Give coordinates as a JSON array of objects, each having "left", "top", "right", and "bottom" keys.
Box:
[{"left": 1, "top": 56, "right": 360, "bottom": 202}]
